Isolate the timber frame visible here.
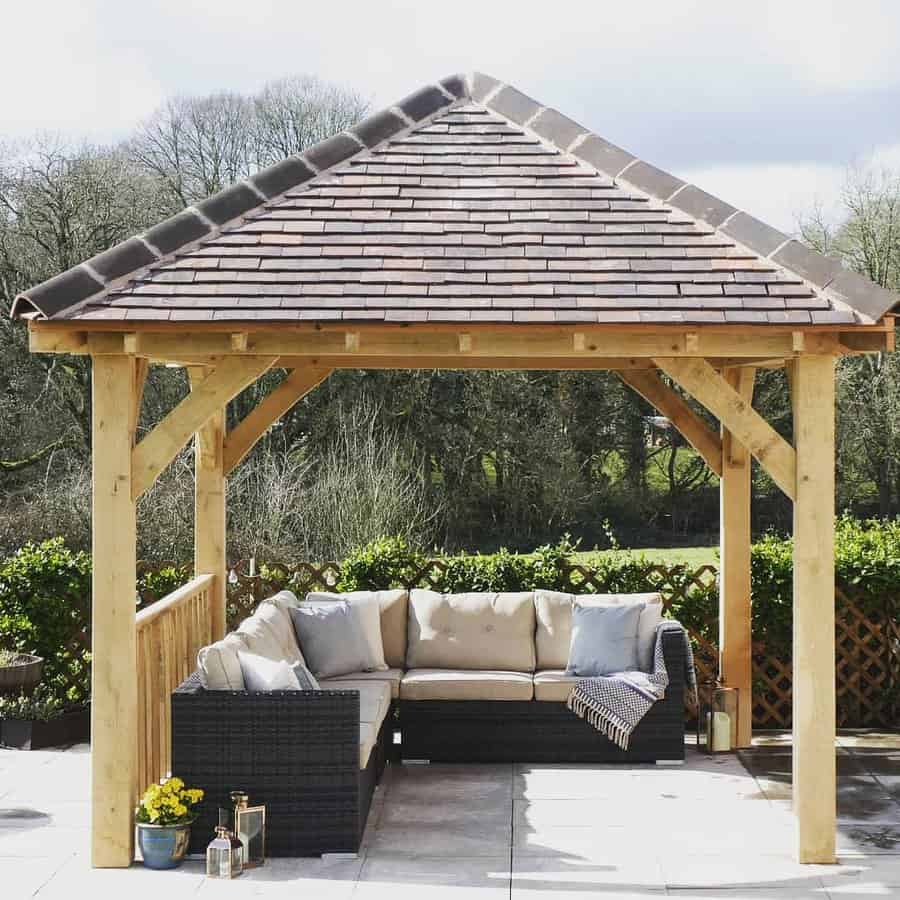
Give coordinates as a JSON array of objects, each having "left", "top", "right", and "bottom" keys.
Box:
[
  {"left": 32, "top": 317, "right": 894, "bottom": 867},
  {"left": 11, "top": 70, "right": 900, "bottom": 870}
]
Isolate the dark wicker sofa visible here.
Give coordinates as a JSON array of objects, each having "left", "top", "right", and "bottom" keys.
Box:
[
  {"left": 171, "top": 674, "right": 393, "bottom": 857},
  {"left": 399, "top": 629, "right": 686, "bottom": 764},
  {"left": 171, "top": 587, "right": 689, "bottom": 857}
]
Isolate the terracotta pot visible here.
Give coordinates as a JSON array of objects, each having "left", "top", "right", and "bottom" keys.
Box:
[{"left": 0, "top": 654, "right": 43, "bottom": 695}]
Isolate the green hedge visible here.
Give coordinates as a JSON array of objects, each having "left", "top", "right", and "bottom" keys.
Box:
[
  {"left": 2, "top": 517, "right": 898, "bottom": 708},
  {"left": 0, "top": 539, "right": 192, "bottom": 706},
  {"left": 334, "top": 516, "right": 900, "bottom": 656}
]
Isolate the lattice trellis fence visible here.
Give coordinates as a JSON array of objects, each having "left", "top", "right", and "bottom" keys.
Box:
[{"left": 223, "top": 558, "right": 899, "bottom": 730}]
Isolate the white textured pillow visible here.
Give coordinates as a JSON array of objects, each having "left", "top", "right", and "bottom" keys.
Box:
[
  {"left": 238, "top": 651, "right": 302, "bottom": 692},
  {"left": 306, "top": 592, "right": 387, "bottom": 671},
  {"left": 197, "top": 633, "right": 248, "bottom": 690}
]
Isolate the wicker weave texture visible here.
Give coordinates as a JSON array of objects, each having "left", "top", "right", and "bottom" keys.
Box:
[{"left": 171, "top": 674, "right": 380, "bottom": 856}]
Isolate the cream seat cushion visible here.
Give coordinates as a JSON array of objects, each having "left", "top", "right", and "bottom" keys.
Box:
[
  {"left": 400, "top": 669, "right": 534, "bottom": 701},
  {"left": 197, "top": 633, "right": 248, "bottom": 690},
  {"left": 533, "top": 669, "right": 581, "bottom": 702},
  {"left": 327, "top": 679, "right": 391, "bottom": 732},
  {"left": 358, "top": 722, "right": 377, "bottom": 769},
  {"left": 534, "top": 590, "right": 664, "bottom": 672},
  {"left": 320, "top": 668, "right": 404, "bottom": 700},
  {"left": 406, "top": 590, "right": 536, "bottom": 671},
  {"left": 307, "top": 590, "right": 407, "bottom": 669},
  {"left": 237, "top": 601, "right": 305, "bottom": 666}
]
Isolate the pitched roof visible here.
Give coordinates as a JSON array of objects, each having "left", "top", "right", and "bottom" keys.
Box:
[{"left": 12, "top": 73, "right": 898, "bottom": 326}]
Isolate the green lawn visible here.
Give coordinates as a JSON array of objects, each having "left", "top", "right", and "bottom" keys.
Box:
[{"left": 573, "top": 545, "right": 718, "bottom": 568}]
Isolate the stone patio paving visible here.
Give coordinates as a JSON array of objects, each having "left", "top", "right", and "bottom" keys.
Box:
[{"left": 2, "top": 734, "right": 899, "bottom": 898}]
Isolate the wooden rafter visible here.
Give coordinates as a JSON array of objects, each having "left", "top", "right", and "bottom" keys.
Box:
[
  {"left": 131, "top": 357, "right": 276, "bottom": 500},
  {"left": 654, "top": 357, "right": 797, "bottom": 500},
  {"left": 223, "top": 366, "right": 332, "bottom": 475},
  {"left": 619, "top": 370, "right": 723, "bottom": 476}
]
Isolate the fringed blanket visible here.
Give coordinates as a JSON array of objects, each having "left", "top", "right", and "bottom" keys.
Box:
[{"left": 566, "top": 620, "right": 696, "bottom": 750}]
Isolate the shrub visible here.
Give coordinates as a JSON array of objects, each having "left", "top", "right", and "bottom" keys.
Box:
[{"left": 0, "top": 539, "right": 92, "bottom": 704}]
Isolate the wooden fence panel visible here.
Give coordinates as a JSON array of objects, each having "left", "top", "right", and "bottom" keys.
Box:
[
  {"left": 134, "top": 574, "right": 213, "bottom": 796},
  {"left": 220, "top": 558, "right": 898, "bottom": 730}
]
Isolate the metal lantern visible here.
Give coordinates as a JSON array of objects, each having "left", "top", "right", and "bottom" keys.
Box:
[
  {"left": 231, "top": 790, "right": 266, "bottom": 868},
  {"left": 206, "top": 825, "right": 243, "bottom": 878}
]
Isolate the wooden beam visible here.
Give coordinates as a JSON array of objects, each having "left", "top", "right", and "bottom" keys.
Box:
[
  {"left": 91, "top": 355, "right": 138, "bottom": 867},
  {"left": 188, "top": 370, "right": 227, "bottom": 641},
  {"left": 719, "top": 366, "right": 756, "bottom": 749},
  {"left": 791, "top": 355, "right": 837, "bottom": 864},
  {"left": 131, "top": 357, "right": 276, "bottom": 499},
  {"left": 619, "top": 370, "right": 723, "bottom": 476},
  {"left": 223, "top": 366, "right": 331, "bottom": 475},
  {"left": 655, "top": 357, "right": 797, "bottom": 500},
  {"left": 130, "top": 358, "right": 149, "bottom": 448},
  {"left": 28, "top": 325, "right": 849, "bottom": 361}
]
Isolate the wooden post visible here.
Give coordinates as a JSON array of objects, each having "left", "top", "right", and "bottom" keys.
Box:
[
  {"left": 91, "top": 355, "right": 138, "bottom": 867},
  {"left": 189, "top": 369, "right": 227, "bottom": 641},
  {"left": 719, "top": 367, "right": 755, "bottom": 748},
  {"left": 791, "top": 355, "right": 836, "bottom": 864}
]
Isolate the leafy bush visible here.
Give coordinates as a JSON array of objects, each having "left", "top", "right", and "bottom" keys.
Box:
[
  {"left": 0, "top": 684, "right": 65, "bottom": 722},
  {"left": 0, "top": 539, "right": 91, "bottom": 704}
]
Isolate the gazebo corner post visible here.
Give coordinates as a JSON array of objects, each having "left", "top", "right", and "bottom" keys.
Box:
[
  {"left": 790, "top": 354, "right": 837, "bottom": 864},
  {"left": 189, "top": 369, "right": 227, "bottom": 642},
  {"left": 718, "top": 367, "right": 756, "bottom": 749},
  {"left": 91, "top": 354, "right": 139, "bottom": 868}
]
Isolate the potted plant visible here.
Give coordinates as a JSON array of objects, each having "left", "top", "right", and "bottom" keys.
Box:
[
  {"left": 0, "top": 649, "right": 43, "bottom": 695},
  {"left": 0, "top": 686, "right": 91, "bottom": 749},
  {"left": 135, "top": 777, "right": 204, "bottom": 869}
]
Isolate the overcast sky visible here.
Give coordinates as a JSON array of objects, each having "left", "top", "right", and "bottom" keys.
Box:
[{"left": 5, "top": 0, "right": 900, "bottom": 232}]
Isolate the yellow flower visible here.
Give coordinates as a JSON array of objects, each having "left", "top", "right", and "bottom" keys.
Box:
[
  {"left": 174, "top": 803, "right": 188, "bottom": 817},
  {"left": 167, "top": 777, "right": 184, "bottom": 793},
  {"left": 186, "top": 789, "right": 204, "bottom": 803}
]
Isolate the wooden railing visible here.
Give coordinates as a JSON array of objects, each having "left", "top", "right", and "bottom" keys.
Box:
[{"left": 135, "top": 574, "right": 214, "bottom": 796}]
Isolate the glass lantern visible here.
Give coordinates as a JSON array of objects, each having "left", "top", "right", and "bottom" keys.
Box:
[
  {"left": 206, "top": 825, "right": 243, "bottom": 878},
  {"left": 231, "top": 791, "right": 266, "bottom": 868}
]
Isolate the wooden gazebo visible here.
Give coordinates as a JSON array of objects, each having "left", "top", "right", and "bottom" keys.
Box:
[{"left": 11, "top": 73, "right": 897, "bottom": 868}]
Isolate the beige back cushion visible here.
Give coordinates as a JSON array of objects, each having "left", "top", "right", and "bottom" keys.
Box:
[
  {"left": 534, "top": 590, "right": 664, "bottom": 670},
  {"left": 407, "top": 590, "right": 536, "bottom": 672},
  {"left": 197, "top": 633, "right": 248, "bottom": 690},
  {"left": 238, "top": 601, "right": 305, "bottom": 666},
  {"left": 306, "top": 590, "right": 408, "bottom": 669}
]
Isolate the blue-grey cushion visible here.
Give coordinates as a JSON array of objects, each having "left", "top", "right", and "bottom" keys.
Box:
[
  {"left": 565, "top": 602, "right": 645, "bottom": 677},
  {"left": 289, "top": 601, "right": 371, "bottom": 679}
]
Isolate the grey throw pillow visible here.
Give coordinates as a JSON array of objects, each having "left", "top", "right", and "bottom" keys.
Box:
[
  {"left": 566, "top": 602, "right": 645, "bottom": 677},
  {"left": 289, "top": 601, "right": 371, "bottom": 679}
]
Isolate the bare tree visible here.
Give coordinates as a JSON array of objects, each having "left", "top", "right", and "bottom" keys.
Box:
[
  {"left": 252, "top": 76, "right": 369, "bottom": 164},
  {"left": 801, "top": 164, "right": 900, "bottom": 515},
  {"left": 130, "top": 76, "right": 369, "bottom": 209}
]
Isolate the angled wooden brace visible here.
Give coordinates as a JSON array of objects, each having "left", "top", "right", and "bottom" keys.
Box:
[
  {"left": 132, "top": 357, "right": 276, "bottom": 500},
  {"left": 223, "top": 366, "right": 332, "bottom": 475},
  {"left": 619, "top": 369, "right": 723, "bottom": 476},
  {"left": 654, "top": 357, "right": 796, "bottom": 500}
]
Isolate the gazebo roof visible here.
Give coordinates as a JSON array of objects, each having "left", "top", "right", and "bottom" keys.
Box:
[{"left": 11, "top": 73, "right": 898, "bottom": 327}]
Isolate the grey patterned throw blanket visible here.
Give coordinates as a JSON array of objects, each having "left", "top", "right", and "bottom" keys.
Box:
[{"left": 566, "top": 620, "right": 696, "bottom": 750}]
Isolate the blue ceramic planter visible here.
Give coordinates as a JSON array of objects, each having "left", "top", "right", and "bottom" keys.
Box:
[{"left": 137, "top": 822, "right": 192, "bottom": 869}]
